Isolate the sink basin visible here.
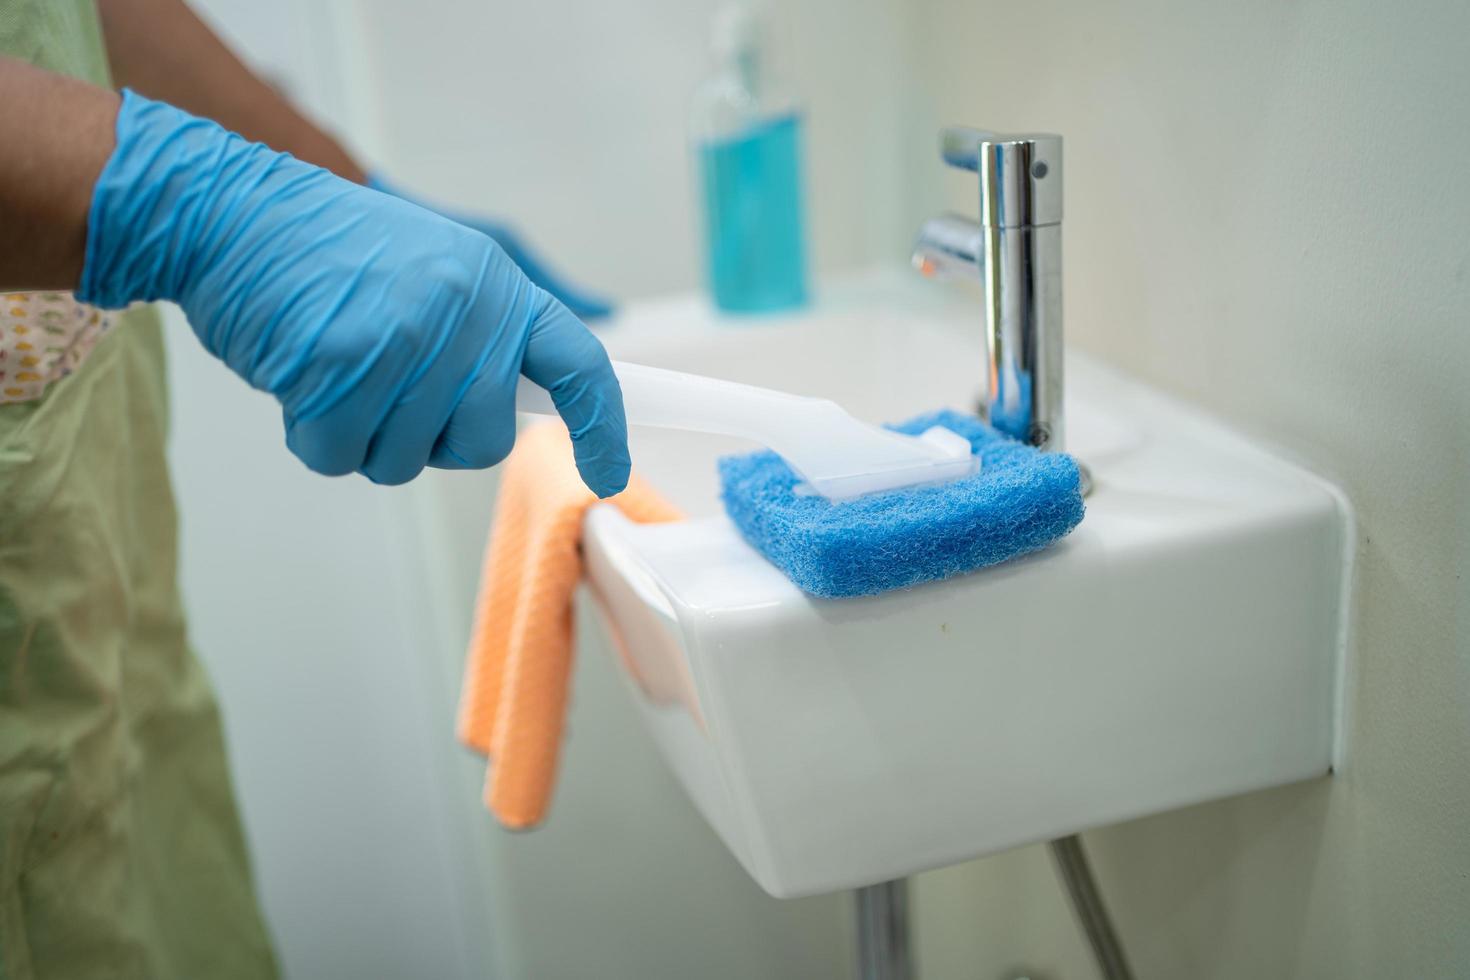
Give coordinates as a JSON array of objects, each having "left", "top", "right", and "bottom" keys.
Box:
[{"left": 580, "top": 271, "right": 1352, "bottom": 898}]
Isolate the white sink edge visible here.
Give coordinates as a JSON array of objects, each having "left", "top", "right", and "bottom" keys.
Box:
[{"left": 578, "top": 273, "right": 1355, "bottom": 897}]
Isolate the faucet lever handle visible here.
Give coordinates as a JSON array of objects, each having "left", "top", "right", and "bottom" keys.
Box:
[
  {"left": 940, "top": 127, "right": 999, "bottom": 172},
  {"left": 912, "top": 214, "right": 983, "bottom": 281}
]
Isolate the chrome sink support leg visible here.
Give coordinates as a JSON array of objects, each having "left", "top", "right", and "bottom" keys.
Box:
[
  {"left": 855, "top": 879, "right": 912, "bottom": 980},
  {"left": 852, "top": 844, "right": 1128, "bottom": 980},
  {"left": 1048, "top": 835, "right": 1134, "bottom": 980}
]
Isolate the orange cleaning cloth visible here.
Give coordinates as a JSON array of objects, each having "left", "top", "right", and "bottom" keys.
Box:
[{"left": 458, "top": 421, "right": 682, "bottom": 829}]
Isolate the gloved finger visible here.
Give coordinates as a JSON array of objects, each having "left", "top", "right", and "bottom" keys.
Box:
[
  {"left": 284, "top": 406, "right": 373, "bottom": 477},
  {"left": 426, "top": 357, "right": 519, "bottom": 472},
  {"left": 519, "top": 303, "right": 629, "bottom": 497},
  {"left": 470, "top": 220, "right": 615, "bottom": 322},
  {"left": 280, "top": 335, "right": 414, "bottom": 478},
  {"left": 356, "top": 325, "right": 476, "bottom": 485},
  {"left": 360, "top": 390, "right": 453, "bottom": 485}
]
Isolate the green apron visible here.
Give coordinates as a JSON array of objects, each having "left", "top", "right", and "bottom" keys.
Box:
[{"left": 0, "top": 2, "right": 279, "bottom": 976}]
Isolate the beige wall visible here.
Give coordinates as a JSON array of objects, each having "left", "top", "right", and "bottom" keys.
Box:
[
  {"left": 178, "top": 0, "right": 1468, "bottom": 976},
  {"left": 904, "top": 0, "right": 1470, "bottom": 976}
]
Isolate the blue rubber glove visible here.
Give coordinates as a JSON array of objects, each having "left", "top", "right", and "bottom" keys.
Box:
[
  {"left": 78, "top": 92, "right": 629, "bottom": 494},
  {"left": 369, "top": 175, "right": 615, "bottom": 322}
]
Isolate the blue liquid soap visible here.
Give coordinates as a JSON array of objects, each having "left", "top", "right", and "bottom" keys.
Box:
[{"left": 698, "top": 112, "right": 809, "bottom": 314}]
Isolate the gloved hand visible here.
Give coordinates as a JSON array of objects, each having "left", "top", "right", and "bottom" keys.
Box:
[
  {"left": 78, "top": 92, "right": 629, "bottom": 494},
  {"left": 369, "top": 175, "right": 614, "bottom": 322}
]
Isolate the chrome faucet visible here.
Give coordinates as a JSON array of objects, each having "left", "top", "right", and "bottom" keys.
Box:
[{"left": 913, "top": 128, "right": 1064, "bottom": 451}]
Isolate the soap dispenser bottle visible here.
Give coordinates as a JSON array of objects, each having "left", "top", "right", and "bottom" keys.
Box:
[{"left": 692, "top": 2, "right": 809, "bottom": 314}]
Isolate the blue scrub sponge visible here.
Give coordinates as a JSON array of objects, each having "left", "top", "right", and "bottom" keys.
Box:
[{"left": 718, "top": 409, "right": 1085, "bottom": 598}]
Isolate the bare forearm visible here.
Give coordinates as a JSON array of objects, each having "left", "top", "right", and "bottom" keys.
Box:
[
  {"left": 95, "top": 0, "right": 367, "bottom": 183},
  {"left": 0, "top": 59, "right": 119, "bottom": 291}
]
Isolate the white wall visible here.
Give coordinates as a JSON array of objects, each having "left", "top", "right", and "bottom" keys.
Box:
[
  {"left": 171, "top": 1, "right": 909, "bottom": 977},
  {"left": 347, "top": 0, "right": 914, "bottom": 297},
  {"left": 902, "top": 0, "right": 1470, "bottom": 976}
]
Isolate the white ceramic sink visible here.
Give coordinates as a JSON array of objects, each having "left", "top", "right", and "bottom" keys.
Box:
[{"left": 581, "top": 271, "right": 1352, "bottom": 898}]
